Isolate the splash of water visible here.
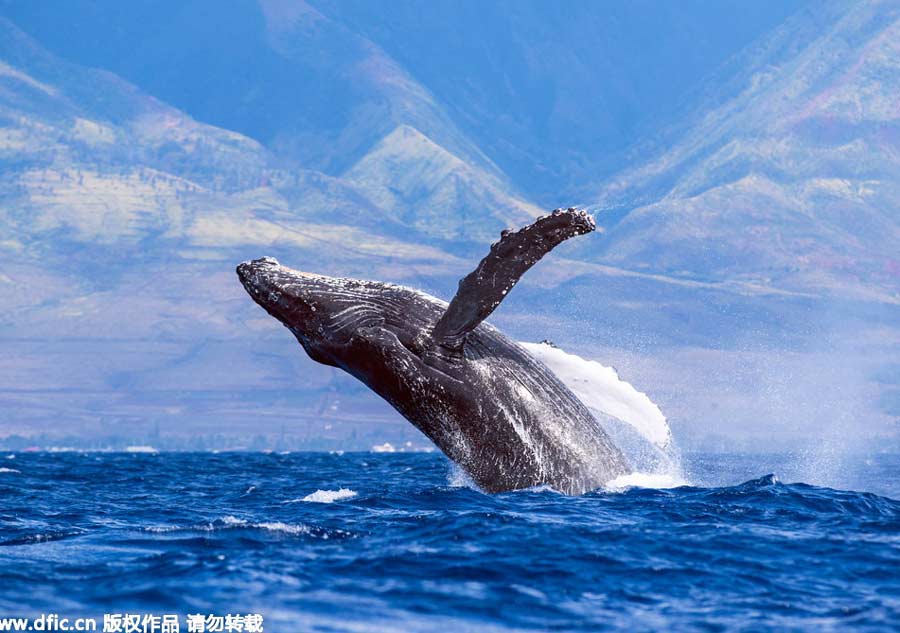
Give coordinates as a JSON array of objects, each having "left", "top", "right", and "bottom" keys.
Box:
[
  {"left": 605, "top": 471, "right": 689, "bottom": 491},
  {"left": 521, "top": 341, "right": 684, "bottom": 487},
  {"left": 297, "top": 488, "right": 358, "bottom": 503}
]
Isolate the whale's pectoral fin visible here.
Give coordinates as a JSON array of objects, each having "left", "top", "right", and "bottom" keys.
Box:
[
  {"left": 428, "top": 208, "right": 595, "bottom": 355},
  {"left": 348, "top": 326, "right": 411, "bottom": 365},
  {"left": 349, "top": 326, "right": 460, "bottom": 394},
  {"left": 349, "top": 326, "right": 433, "bottom": 378}
]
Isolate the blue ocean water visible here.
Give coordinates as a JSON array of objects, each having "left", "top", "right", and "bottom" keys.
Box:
[{"left": 0, "top": 451, "right": 898, "bottom": 632}]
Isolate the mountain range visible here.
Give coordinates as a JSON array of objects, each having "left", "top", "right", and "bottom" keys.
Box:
[{"left": 0, "top": 0, "right": 896, "bottom": 451}]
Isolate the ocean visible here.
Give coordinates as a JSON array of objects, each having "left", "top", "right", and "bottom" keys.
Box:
[{"left": 0, "top": 451, "right": 898, "bottom": 632}]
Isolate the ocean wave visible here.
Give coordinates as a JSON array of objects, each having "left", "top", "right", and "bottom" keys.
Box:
[
  {"left": 698, "top": 475, "right": 900, "bottom": 519},
  {"left": 0, "top": 530, "right": 85, "bottom": 546},
  {"left": 290, "top": 488, "right": 358, "bottom": 503},
  {"left": 143, "top": 516, "right": 350, "bottom": 539},
  {"left": 0, "top": 467, "right": 20, "bottom": 473},
  {"left": 254, "top": 522, "right": 315, "bottom": 535},
  {"left": 3, "top": 452, "right": 898, "bottom": 631},
  {"left": 604, "top": 471, "right": 690, "bottom": 491}
]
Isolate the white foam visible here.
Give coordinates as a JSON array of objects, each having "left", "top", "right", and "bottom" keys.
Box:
[
  {"left": 521, "top": 341, "right": 671, "bottom": 449},
  {"left": 296, "top": 488, "right": 358, "bottom": 503},
  {"left": 447, "top": 463, "right": 480, "bottom": 490},
  {"left": 0, "top": 467, "right": 20, "bottom": 473},
  {"left": 5, "top": 454, "right": 14, "bottom": 459},
  {"left": 604, "top": 471, "right": 689, "bottom": 491},
  {"left": 145, "top": 515, "right": 315, "bottom": 535},
  {"left": 255, "top": 522, "right": 313, "bottom": 535},
  {"left": 521, "top": 341, "right": 688, "bottom": 487},
  {"left": 220, "top": 515, "right": 245, "bottom": 526},
  {"left": 143, "top": 524, "right": 180, "bottom": 533}
]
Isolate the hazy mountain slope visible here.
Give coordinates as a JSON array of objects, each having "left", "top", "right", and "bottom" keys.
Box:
[
  {"left": 0, "top": 0, "right": 501, "bottom": 179},
  {"left": 0, "top": 16, "right": 465, "bottom": 266},
  {"left": 0, "top": 18, "right": 267, "bottom": 191},
  {"left": 309, "top": 0, "right": 810, "bottom": 201},
  {"left": 1, "top": 1, "right": 548, "bottom": 245},
  {"left": 344, "top": 125, "right": 541, "bottom": 241},
  {"left": 591, "top": 0, "right": 900, "bottom": 301},
  {"left": 0, "top": 0, "right": 809, "bottom": 205}
]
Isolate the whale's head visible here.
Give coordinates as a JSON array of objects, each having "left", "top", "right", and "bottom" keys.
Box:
[{"left": 237, "top": 257, "right": 393, "bottom": 365}]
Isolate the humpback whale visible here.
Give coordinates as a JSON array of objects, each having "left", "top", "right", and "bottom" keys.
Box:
[{"left": 237, "top": 208, "right": 629, "bottom": 494}]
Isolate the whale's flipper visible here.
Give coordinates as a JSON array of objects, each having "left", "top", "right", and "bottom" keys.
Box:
[{"left": 429, "top": 208, "right": 595, "bottom": 355}]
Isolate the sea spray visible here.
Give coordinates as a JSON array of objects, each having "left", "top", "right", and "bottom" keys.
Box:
[
  {"left": 296, "top": 489, "right": 358, "bottom": 503},
  {"left": 521, "top": 341, "right": 685, "bottom": 485}
]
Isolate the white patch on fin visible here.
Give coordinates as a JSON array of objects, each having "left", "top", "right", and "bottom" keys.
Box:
[{"left": 520, "top": 342, "right": 671, "bottom": 449}]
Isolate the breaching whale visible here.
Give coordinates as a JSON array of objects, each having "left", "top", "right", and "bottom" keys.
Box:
[{"left": 237, "top": 208, "right": 629, "bottom": 493}]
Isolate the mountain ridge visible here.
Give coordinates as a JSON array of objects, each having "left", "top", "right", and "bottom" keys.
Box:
[
  {"left": 344, "top": 125, "right": 542, "bottom": 241},
  {"left": 589, "top": 0, "right": 900, "bottom": 302}
]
